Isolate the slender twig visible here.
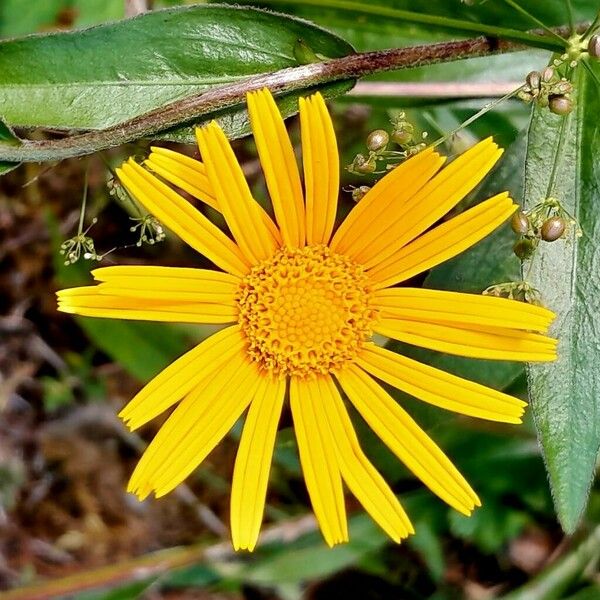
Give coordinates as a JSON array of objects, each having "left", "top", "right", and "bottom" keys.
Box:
[
  {"left": 0, "top": 21, "right": 588, "bottom": 165},
  {"left": 500, "top": 0, "right": 569, "bottom": 44},
  {"left": 349, "top": 81, "right": 522, "bottom": 98},
  {"left": 502, "top": 526, "right": 600, "bottom": 600},
  {"left": 0, "top": 515, "right": 317, "bottom": 600},
  {"left": 565, "top": 0, "right": 575, "bottom": 34}
]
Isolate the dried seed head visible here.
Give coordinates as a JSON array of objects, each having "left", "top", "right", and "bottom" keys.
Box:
[
  {"left": 541, "top": 216, "right": 566, "bottom": 241},
  {"left": 366, "top": 129, "right": 389, "bottom": 152},
  {"left": 549, "top": 95, "right": 573, "bottom": 116},
  {"left": 511, "top": 210, "right": 530, "bottom": 235}
]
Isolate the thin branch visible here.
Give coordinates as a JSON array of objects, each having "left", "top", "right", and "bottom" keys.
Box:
[
  {"left": 0, "top": 515, "right": 317, "bottom": 600},
  {"left": 349, "top": 81, "right": 522, "bottom": 98},
  {"left": 0, "top": 21, "right": 587, "bottom": 164}
]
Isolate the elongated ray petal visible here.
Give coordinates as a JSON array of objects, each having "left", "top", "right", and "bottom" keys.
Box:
[
  {"left": 341, "top": 139, "right": 503, "bottom": 267},
  {"left": 231, "top": 375, "right": 285, "bottom": 551},
  {"left": 129, "top": 353, "right": 261, "bottom": 499},
  {"left": 290, "top": 376, "right": 348, "bottom": 547},
  {"left": 56, "top": 286, "right": 237, "bottom": 324},
  {"left": 375, "top": 319, "right": 557, "bottom": 361},
  {"left": 369, "top": 192, "right": 516, "bottom": 288},
  {"left": 373, "top": 287, "right": 555, "bottom": 332},
  {"left": 317, "top": 376, "right": 413, "bottom": 541},
  {"left": 146, "top": 147, "right": 282, "bottom": 242},
  {"left": 338, "top": 365, "right": 480, "bottom": 514},
  {"left": 89, "top": 265, "right": 239, "bottom": 302},
  {"left": 117, "top": 160, "right": 249, "bottom": 276},
  {"left": 330, "top": 147, "right": 444, "bottom": 254},
  {"left": 196, "top": 122, "right": 279, "bottom": 264},
  {"left": 145, "top": 147, "right": 218, "bottom": 210},
  {"left": 248, "top": 89, "right": 305, "bottom": 247},
  {"left": 357, "top": 343, "right": 527, "bottom": 423},
  {"left": 300, "top": 93, "right": 339, "bottom": 245},
  {"left": 119, "top": 326, "right": 244, "bottom": 430}
]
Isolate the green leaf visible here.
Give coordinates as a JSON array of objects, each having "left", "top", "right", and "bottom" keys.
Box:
[
  {"left": 522, "top": 61, "right": 600, "bottom": 533},
  {"left": 0, "top": 5, "right": 353, "bottom": 132},
  {"left": 0, "top": 117, "right": 20, "bottom": 174}
]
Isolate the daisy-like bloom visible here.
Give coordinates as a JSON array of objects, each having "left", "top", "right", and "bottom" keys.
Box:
[{"left": 57, "top": 88, "right": 557, "bottom": 551}]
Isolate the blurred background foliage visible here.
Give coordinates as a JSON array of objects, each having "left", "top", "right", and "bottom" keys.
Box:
[{"left": 0, "top": 1, "right": 599, "bottom": 599}]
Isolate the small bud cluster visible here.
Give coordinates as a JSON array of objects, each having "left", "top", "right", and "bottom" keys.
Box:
[
  {"left": 483, "top": 281, "right": 542, "bottom": 305},
  {"left": 518, "top": 67, "right": 574, "bottom": 115},
  {"left": 129, "top": 215, "right": 166, "bottom": 247},
  {"left": 109, "top": 175, "right": 167, "bottom": 248},
  {"left": 349, "top": 185, "right": 371, "bottom": 203},
  {"left": 59, "top": 218, "right": 101, "bottom": 265},
  {"left": 348, "top": 113, "right": 427, "bottom": 175},
  {"left": 510, "top": 197, "right": 581, "bottom": 261}
]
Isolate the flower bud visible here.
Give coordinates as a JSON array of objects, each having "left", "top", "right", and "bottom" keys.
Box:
[
  {"left": 541, "top": 216, "right": 566, "bottom": 241},
  {"left": 511, "top": 210, "right": 530, "bottom": 235},
  {"left": 366, "top": 129, "right": 389, "bottom": 152},
  {"left": 549, "top": 95, "right": 573, "bottom": 116}
]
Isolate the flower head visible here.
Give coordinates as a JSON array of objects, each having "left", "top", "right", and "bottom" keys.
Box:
[{"left": 57, "top": 88, "right": 557, "bottom": 551}]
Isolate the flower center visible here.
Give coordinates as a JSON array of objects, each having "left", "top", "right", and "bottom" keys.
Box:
[{"left": 236, "top": 245, "right": 377, "bottom": 378}]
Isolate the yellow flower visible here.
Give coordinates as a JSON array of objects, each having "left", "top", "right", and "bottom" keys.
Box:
[{"left": 57, "top": 89, "right": 557, "bottom": 551}]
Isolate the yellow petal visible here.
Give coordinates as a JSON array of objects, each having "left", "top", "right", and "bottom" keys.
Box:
[
  {"left": 146, "top": 146, "right": 282, "bottom": 242},
  {"left": 299, "top": 93, "right": 339, "bottom": 245},
  {"left": 369, "top": 192, "right": 516, "bottom": 288},
  {"left": 58, "top": 266, "right": 237, "bottom": 322},
  {"left": 119, "top": 325, "right": 244, "bottom": 430},
  {"left": 337, "top": 365, "right": 480, "bottom": 514},
  {"left": 196, "top": 122, "right": 279, "bottom": 264},
  {"left": 89, "top": 265, "right": 239, "bottom": 302},
  {"left": 129, "top": 352, "right": 261, "bottom": 499},
  {"left": 330, "top": 147, "right": 444, "bottom": 254},
  {"left": 145, "top": 146, "right": 218, "bottom": 211},
  {"left": 290, "top": 376, "right": 348, "bottom": 547},
  {"left": 373, "top": 287, "right": 555, "bottom": 332},
  {"left": 340, "top": 138, "right": 503, "bottom": 268},
  {"left": 357, "top": 343, "right": 527, "bottom": 423},
  {"left": 117, "top": 160, "right": 249, "bottom": 276},
  {"left": 231, "top": 374, "right": 285, "bottom": 551},
  {"left": 316, "top": 375, "right": 413, "bottom": 542},
  {"left": 375, "top": 319, "right": 557, "bottom": 361},
  {"left": 247, "top": 89, "right": 305, "bottom": 247}
]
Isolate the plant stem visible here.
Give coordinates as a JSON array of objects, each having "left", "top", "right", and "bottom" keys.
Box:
[
  {"left": 0, "top": 515, "right": 317, "bottom": 600},
  {"left": 502, "top": 526, "right": 600, "bottom": 600},
  {"left": 0, "top": 21, "right": 587, "bottom": 164},
  {"left": 259, "top": 0, "right": 566, "bottom": 51}
]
